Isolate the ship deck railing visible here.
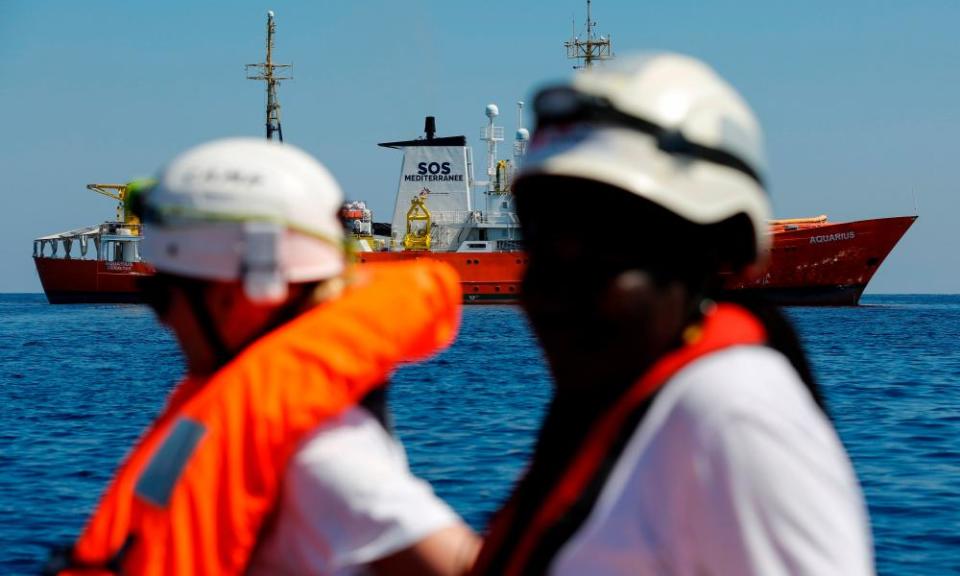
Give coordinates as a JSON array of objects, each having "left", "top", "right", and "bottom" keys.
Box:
[
  {"left": 427, "top": 211, "right": 474, "bottom": 225},
  {"left": 423, "top": 210, "right": 521, "bottom": 227},
  {"left": 34, "top": 222, "right": 143, "bottom": 261}
]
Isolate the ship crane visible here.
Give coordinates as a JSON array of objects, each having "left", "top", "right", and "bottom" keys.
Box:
[
  {"left": 565, "top": 0, "right": 613, "bottom": 69},
  {"left": 246, "top": 11, "right": 292, "bottom": 141},
  {"left": 86, "top": 183, "right": 139, "bottom": 226}
]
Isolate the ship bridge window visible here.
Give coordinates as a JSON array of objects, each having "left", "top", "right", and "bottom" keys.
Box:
[
  {"left": 467, "top": 243, "right": 486, "bottom": 249},
  {"left": 103, "top": 240, "right": 140, "bottom": 263}
]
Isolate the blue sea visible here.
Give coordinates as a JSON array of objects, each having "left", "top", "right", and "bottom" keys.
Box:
[{"left": 1, "top": 294, "right": 958, "bottom": 575}]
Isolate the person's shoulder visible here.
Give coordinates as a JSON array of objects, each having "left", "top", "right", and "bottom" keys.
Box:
[
  {"left": 663, "top": 345, "right": 820, "bottom": 431},
  {"left": 654, "top": 344, "right": 857, "bottom": 477},
  {"left": 288, "top": 406, "right": 405, "bottom": 487}
]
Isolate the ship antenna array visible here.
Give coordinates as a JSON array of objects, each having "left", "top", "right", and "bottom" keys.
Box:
[
  {"left": 246, "top": 10, "right": 292, "bottom": 142},
  {"left": 564, "top": 0, "right": 613, "bottom": 69}
]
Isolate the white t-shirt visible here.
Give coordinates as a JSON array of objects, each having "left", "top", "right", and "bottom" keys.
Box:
[
  {"left": 247, "top": 406, "right": 460, "bottom": 576},
  {"left": 551, "top": 346, "right": 874, "bottom": 576}
]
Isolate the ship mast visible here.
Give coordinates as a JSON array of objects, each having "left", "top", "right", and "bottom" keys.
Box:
[
  {"left": 246, "top": 11, "right": 292, "bottom": 141},
  {"left": 481, "top": 104, "right": 504, "bottom": 193},
  {"left": 564, "top": 0, "right": 613, "bottom": 69}
]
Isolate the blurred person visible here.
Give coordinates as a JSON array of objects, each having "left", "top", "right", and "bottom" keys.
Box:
[
  {"left": 472, "top": 54, "right": 873, "bottom": 575},
  {"left": 46, "top": 138, "right": 479, "bottom": 576}
]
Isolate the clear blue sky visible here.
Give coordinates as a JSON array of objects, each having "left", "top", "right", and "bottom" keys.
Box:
[{"left": 1, "top": 0, "right": 956, "bottom": 293}]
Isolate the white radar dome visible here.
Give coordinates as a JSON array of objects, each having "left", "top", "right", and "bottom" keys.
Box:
[
  {"left": 486, "top": 104, "right": 500, "bottom": 118},
  {"left": 516, "top": 128, "right": 530, "bottom": 141}
]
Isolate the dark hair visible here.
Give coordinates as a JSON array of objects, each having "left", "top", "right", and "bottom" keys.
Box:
[{"left": 640, "top": 200, "right": 827, "bottom": 413}]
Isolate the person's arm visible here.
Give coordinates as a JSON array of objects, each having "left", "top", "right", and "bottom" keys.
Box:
[
  {"left": 369, "top": 522, "right": 480, "bottom": 576},
  {"left": 247, "top": 407, "right": 477, "bottom": 576}
]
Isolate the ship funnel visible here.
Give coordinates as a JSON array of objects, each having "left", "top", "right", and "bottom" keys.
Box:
[{"left": 378, "top": 121, "right": 471, "bottom": 252}]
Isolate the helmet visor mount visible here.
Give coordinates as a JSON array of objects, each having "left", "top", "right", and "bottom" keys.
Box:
[{"left": 533, "top": 86, "right": 765, "bottom": 189}]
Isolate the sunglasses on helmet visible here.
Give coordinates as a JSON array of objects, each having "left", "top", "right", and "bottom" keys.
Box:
[{"left": 533, "top": 86, "right": 765, "bottom": 188}]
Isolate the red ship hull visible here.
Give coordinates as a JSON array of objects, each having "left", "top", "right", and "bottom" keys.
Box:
[
  {"left": 33, "top": 258, "right": 153, "bottom": 304},
  {"left": 360, "top": 215, "right": 916, "bottom": 306},
  {"left": 359, "top": 251, "right": 528, "bottom": 304},
  {"left": 34, "top": 216, "right": 915, "bottom": 306},
  {"left": 722, "top": 215, "right": 917, "bottom": 305}
]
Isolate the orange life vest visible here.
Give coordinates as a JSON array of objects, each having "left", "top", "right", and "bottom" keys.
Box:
[
  {"left": 59, "top": 261, "right": 461, "bottom": 576},
  {"left": 472, "top": 303, "right": 767, "bottom": 576}
]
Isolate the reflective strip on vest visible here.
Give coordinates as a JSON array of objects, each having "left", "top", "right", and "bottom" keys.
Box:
[{"left": 135, "top": 418, "right": 207, "bottom": 508}]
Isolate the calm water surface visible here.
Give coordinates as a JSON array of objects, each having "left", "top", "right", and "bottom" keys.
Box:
[{"left": 1, "top": 294, "right": 958, "bottom": 574}]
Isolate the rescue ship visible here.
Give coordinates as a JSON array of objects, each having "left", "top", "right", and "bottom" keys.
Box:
[
  {"left": 345, "top": 109, "right": 916, "bottom": 306},
  {"left": 33, "top": 184, "right": 152, "bottom": 303}
]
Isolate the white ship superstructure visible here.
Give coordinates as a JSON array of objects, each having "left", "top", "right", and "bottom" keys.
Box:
[{"left": 377, "top": 104, "right": 529, "bottom": 253}]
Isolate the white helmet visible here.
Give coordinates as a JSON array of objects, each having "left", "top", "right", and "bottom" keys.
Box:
[
  {"left": 515, "top": 52, "right": 771, "bottom": 260},
  {"left": 141, "top": 138, "right": 345, "bottom": 302}
]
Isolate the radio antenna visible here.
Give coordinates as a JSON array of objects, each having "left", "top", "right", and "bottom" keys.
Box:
[
  {"left": 564, "top": 0, "right": 613, "bottom": 69},
  {"left": 246, "top": 11, "right": 292, "bottom": 141}
]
